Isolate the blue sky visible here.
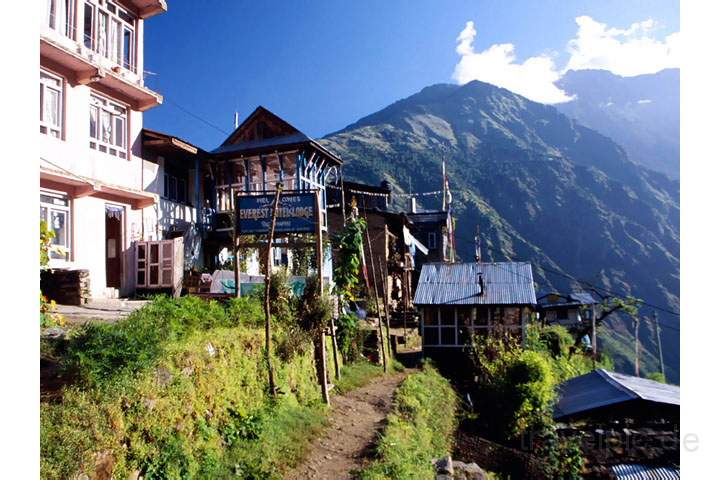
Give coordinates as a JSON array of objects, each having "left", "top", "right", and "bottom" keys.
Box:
[{"left": 143, "top": 0, "right": 679, "bottom": 149}]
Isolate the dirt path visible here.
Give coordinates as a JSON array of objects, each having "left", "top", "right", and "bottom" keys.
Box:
[{"left": 285, "top": 371, "right": 409, "bottom": 480}]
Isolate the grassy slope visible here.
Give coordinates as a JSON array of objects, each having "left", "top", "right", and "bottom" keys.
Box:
[
  {"left": 40, "top": 297, "right": 387, "bottom": 480},
  {"left": 360, "top": 363, "right": 458, "bottom": 480}
]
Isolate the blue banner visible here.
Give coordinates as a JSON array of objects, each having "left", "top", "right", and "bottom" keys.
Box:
[{"left": 236, "top": 192, "right": 316, "bottom": 234}]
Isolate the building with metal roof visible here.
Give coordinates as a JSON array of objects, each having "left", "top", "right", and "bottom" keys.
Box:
[
  {"left": 413, "top": 262, "right": 537, "bottom": 362},
  {"left": 554, "top": 369, "right": 680, "bottom": 422},
  {"left": 536, "top": 290, "right": 600, "bottom": 328},
  {"left": 610, "top": 463, "right": 680, "bottom": 480},
  {"left": 414, "top": 262, "right": 537, "bottom": 306}
]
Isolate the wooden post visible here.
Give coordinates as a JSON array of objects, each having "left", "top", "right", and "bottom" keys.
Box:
[
  {"left": 233, "top": 195, "right": 241, "bottom": 298},
  {"left": 654, "top": 311, "right": 665, "bottom": 379},
  {"left": 634, "top": 316, "right": 640, "bottom": 377},
  {"left": 365, "top": 225, "right": 387, "bottom": 372},
  {"left": 315, "top": 190, "right": 331, "bottom": 404},
  {"left": 263, "top": 184, "right": 282, "bottom": 396},
  {"left": 379, "top": 260, "right": 393, "bottom": 360}
]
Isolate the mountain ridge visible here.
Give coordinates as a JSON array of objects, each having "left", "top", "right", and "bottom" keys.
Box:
[{"left": 321, "top": 79, "right": 679, "bottom": 382}]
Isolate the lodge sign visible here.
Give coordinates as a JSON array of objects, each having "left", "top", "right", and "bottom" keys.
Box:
[{"left": 236, "top": 192, "right": 316, "bottom": 234}]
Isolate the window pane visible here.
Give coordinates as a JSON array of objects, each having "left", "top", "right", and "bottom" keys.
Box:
[
  {"left": 101, "top": 110, "right": 111, "bottom": 143},
  {"left": 123, "top": 28, "right": 132, "bottom": 69},
  {"left": 98, "top": 12, "right": 108, "bottom": 56},
  {"left": 89, "top": 105, "right": 98, "bottom": 138},
  {"left": 114, "top": 116, "right": 124, "bottom": 147},
  {"left": 169, "top": 177, "right": 177, "bottom": 201},
  {"left": 83, "top": 4, "right": 93, "bottom": 48},
  {"left": 40, "top": 206, "right": 48, "bottom": 222},
  {"left": 423, "top": 327, "right": 439, "bottom": 346},
  {"left": 109, "top": 19, "right": 119, "bottom": 64},
  {"left": 424, "top": 307, "right": 438, "bottom": 326},
  {"left": 45, "top": 89, "right": 60, "bottom": 127},
  {"left": 50, "top": 210, "right": 67, "bottom": 247},
  {"left": 178, "top": 179, "right": 186, "bottom": 203},
  {"left": 440, "top": 307, "right": 455, "bottom": 326},
  {"left": 39, "top": 85, "right": 44, "bottom": 122},
  {"left": 441, "top": 327, "right": 456, "bottom": 345}
]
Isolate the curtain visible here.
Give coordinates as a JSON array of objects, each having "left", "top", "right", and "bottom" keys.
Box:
[{"left": 101, "top": 111, "right": 111, "bottom": 143}]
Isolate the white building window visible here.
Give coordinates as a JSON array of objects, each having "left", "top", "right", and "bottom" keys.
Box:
[
  {"left": 45, "top": 0, "right": 75, "bottom": 38},
  {"left": 83, "top": 0, "right": 136, "bottom": 72},
  {"left": 41, "top": 191, "right": 71, "bottom": 261},
  {"left": 90, "top": 93, "right": 127, "bottom": 158},
  {"left": 40, "top": 71, "right": 63, "bottom": 138}
]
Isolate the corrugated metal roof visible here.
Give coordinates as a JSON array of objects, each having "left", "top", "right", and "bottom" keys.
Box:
[
  {"left": 537, "top": 290, "right": 599, "bottom": 307},
  {"left": 554, "top": 369, "right": 680, "bottom": 420},
  {"left": 610, "top": 464, "right": 679, "bottom": 480},
  {"left": 413, "top": 262, "right": 537, "bottom": 306}
]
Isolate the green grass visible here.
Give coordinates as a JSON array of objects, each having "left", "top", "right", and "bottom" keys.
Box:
[
  {"left": 41, "top": 295, "right": 396, "bottom": 480},
  {"left": 359, "top": 362, "right": 458, "bottom": 480},
  {"left": 334, "top": 360, "right": 384, "bottom": 394}
]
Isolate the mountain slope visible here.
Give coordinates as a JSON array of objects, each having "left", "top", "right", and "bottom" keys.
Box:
[
  {"left": 556, "top": 69, "right": 680, "bottom": 178},
  {"left": 321, "top": 81, "right": 680, "bottom": 382}
]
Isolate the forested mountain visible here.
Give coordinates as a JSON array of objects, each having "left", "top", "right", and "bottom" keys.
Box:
[{"left": 321, "top": 80, "right": 680, "bottom": 382}]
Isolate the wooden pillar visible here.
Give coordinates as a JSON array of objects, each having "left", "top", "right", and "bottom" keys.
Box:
[{"left": 315, "top": 189, "right": 330, "bottom": 404}]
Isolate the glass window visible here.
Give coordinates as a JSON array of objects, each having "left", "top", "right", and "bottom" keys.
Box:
[
  {"left": 441, "top": 327, "right": 456, "bottom": 345},
  {"left": 40, "top": 192, "right": 71, "bottom": 260},
  {"left": 40, "top": 71, "right": 63, "bottom": 138},
  {"left": 428, "top": 232, "right": 437, "bottom": 249},
  {"left": 423, "top": 327, "right": 439, "bottom": 346},
  {"left": 83, "top": 2, "right": 94, "bottom": 48},
  {"left": 84, "top": 1, "right": 136, "bottom": 71},
  {"left": 89, "top": 93, "right": 128, "bottom": 158},
  {"left": 424, "top": 307, "right": 438, "bottom": 326},
  {"left": 440, "top": 307, "right": 455, "bottom": 326}
]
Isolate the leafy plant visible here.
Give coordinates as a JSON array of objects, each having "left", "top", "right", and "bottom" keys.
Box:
[{"left": 332, "top": 216, "right": 367, "bottom": 301}]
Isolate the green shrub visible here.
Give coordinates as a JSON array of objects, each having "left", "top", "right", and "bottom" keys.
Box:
[
  {"left": 469, "top": 328, "right": 586, "bottom": 478},
  {"left": 360, "top": 363, "right": 458, "bottom": 480}
]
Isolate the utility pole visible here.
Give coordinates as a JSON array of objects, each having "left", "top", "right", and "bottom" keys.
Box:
[
  {"left": 654, "top": 311, "right": 666, "bottom": 379},
  {"left": 591, "top": 306, "right": 597, "bottom": 369},
  {"left": 634, "top": 316, "right": 640, "bottom": 377},
  {"left": 441, "top": 157, "right": 446, "bottom": 211}
]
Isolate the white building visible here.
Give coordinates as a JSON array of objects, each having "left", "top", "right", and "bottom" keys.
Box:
[{"left": 40, "top": 0, "right": 167, "bottom": 299}]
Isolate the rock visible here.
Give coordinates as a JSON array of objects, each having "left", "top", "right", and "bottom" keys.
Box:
[
  {"left": 453, "top": 461, "right": 489, "bottom": 480},
  {"left": 181, "top": 366, "right": 194, "bottom": 377},
  {"left": 155, "top": 367, "right": 173, "bottom": 387},
  {"left": 74, "top": 474, "right": 89, "bottom": 480},
  {"left": 93, "top": 451, "right": 115, "bottom": 480},
  {"left": 127, "top": 470, "right": 141, "bottom": 480},
  {"left": 143, "top": 398, "right": 157, "bottom": 411},
  {"left": 42, "top": 327, "right": 66, "bottom": 339},
  {"left": 206, "top": 342, "right": 216, "bottom": 356},
  {"left": 434, "top": 455, "right": 454, "bottom": 475}
]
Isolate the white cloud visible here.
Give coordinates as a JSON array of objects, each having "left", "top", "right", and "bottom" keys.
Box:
[
  {"left": 565, "top": 16, "right": 680, "bottom": 76},
  {"left": 451, "top": 17, "right": 680, "bottom": 104},
  {"left": 451, "top": 21, "right": 573, "bottom": 104}
]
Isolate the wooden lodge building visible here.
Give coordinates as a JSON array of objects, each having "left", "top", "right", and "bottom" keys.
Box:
[
  {"left": 413, "top": 262, "right": 537, "bottom": 364},
  {"left": 327, "top": 180, "right": 429, "bottom": 316},
  {"left": 131, "top": 106, "right": 344, "bottom": 296}
]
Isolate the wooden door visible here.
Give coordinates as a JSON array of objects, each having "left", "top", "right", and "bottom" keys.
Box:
[{"left": 105, "top": 206, "right": 124, "bottom": 289}]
